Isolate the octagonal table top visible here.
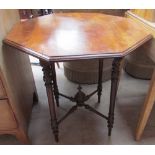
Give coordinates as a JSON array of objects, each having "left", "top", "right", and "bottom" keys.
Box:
[{"left": 4, "top": 13, "right": 152, "bottom": 62}]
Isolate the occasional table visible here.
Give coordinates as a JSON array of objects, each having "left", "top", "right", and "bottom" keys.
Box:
[{"left": 3, "top": 13, "right": 152, "bottom": 142}]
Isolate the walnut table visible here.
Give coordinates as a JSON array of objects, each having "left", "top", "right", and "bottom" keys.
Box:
[{"left": 3, "top": 13, "right": 152, "bottom": 142}]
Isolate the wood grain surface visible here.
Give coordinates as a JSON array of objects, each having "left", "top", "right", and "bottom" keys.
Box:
[{"left": 4, "top": 13, "right": 152, "bottom": 61}]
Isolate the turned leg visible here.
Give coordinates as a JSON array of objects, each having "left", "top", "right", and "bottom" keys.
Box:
[
  {"left": 108, "top": 57, "right": 122, "bottom": 136},
  {"left": 40, "top": 60, "right": 59, "bottom": 142},
  {"left": 136, "top": 69, "right": 155, "bottom": 141},
  {"left": 51, "top": 62, "right": 59, "bottom": 107},
  {"left": 97, "top": 59, "right": 103, "bottom": 103}
]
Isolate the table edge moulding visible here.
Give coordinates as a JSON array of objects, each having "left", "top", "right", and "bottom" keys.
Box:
[{"left": 3, "top": 12, "right": 152, "bottom": 142}]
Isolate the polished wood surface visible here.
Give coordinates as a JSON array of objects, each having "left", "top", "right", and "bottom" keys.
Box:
[
  {"left": 2, "top": 12, "right": 153, "bottom": 142},
  {"left": 4, "top": 13, "right": 152, "bottom": 61}
]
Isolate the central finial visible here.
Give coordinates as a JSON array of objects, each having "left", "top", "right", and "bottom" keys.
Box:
[{"left": 77, "top": 84, "right": 82, "bottom": 91}]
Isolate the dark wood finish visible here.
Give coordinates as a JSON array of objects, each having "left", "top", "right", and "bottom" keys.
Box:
[
  {"left": 40, "top": 60, "right": 58, "bottom": 142},
  {"left": 3, "top": 12, "right": 153, "bottom": 142},
  {"left": 4, "top": 13, "right": 152, "bottom": 62},
  {"left": 58, "top": 84, "right": 108, "bottom": 125},
  {"left": 108, "top": 57, "right": 123, "bottom": 136},
  {"left": 51, "top": 63, "right": 59, "bottom": 107},
  {"left": 97, "top": 59, "right": 103, "bottom": 103}
]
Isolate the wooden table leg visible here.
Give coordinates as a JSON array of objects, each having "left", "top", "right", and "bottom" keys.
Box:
[
  {"left": 97, "top": 59, "right": 103, "bottom": 103},
  {"left": 136, "top": 69, "right": 155, "bottom": 141},
  {"left": 51, "top": 62, "right": 59, "bottom": 107},
  {"left": 108, "top": 57, "right": 122, "bottom": 136},
  {"left": 40, "top": 60, "right": 59, "bottom": 142}
]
